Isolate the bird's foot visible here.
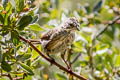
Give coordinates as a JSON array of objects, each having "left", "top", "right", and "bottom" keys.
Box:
[
  {"left": 61, "top": 54, "right": 71, "bottom": 70},
  {"left": 47, "top": 53, "right": 55, "bottom": 66},
  {"left": 50, "top": 58, "right": 55, "bottom": 66}
]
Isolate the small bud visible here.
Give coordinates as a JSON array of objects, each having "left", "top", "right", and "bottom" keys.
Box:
[{"left": 2, "top": 11, "right": 6, "bottom": 14}]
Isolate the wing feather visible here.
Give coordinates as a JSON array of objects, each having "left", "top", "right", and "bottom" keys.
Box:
[{"left": 41, "top": 29, "right": 56, "bottom": 40}]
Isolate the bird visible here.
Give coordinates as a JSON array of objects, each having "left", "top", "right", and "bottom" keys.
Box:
[
  {"left": 41, "top": 17, "right": 80, "bottom": 54},
  {"left": 41, "top": 17, "right": 80, "bottom": 69}
]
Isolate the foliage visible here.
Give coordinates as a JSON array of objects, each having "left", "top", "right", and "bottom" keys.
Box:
[{"left": 0, "top": 0, "right": 120, "bottom": 80}]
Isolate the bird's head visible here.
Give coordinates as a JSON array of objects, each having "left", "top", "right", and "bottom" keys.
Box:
[{"left": 62, "top": 17, "right": 80, "bottom": 31}]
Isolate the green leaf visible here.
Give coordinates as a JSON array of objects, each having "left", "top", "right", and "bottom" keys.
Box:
[
  {"left": 31, "top": 45, "right": 41, "bottom": 60},
  {"left": 6, "top": 2, "right": 12, "bottom": 16},
  {"left": 78, "top": 32, "right": 90, "bottom": 43},
  {"left": 115, "top": 54, "right": 120, "bottom": 67},
  {"left": 50, "top": 9, "right": 58, "bottom": 18},
  {"left": 73, "top": 41, "right": 85, "bottom": 52},
  {"left": 19, "top": 0, "right": 24, "bottom": 12},
  {"left": 56, "top": 72, "right": 68, "bottom": 80},
  {"left": 95, "top": 43, "right": 109, "bottom": 54},
  {"left": 0, "top": 46, "right": 2, "bottom": 62},
  {"left": 0, "top": 4, "right": 3, "bottom": 10},
  {"left": 4, "top": 15, "right": 11, "bottom": 26},
  {"left": 31, "top": 15, "right": 39, "bottom": 24},
  {"left": 24, "top": 75, "right": 32, "bottom": 80},
  {"left": 18, "top": 62, "right": 34, "bottom": 75},
  {"left": 2, "top": 2, "right": 12, "bottom": 25},
  {"left": 0, "top": 13, "right": 4, "bottom": 24},
  {"left": 17, "top": 15, "right": 33, "bottom": 30},
  {"left": 26, "top": 60, "right": 31, "bottom": 66},
  {"left": 39, "top": 58, "right": 49, "bottom": 66},
  {"left": 96, "top": 44, "right": 109, "bottom": 50},
  {"left": 15, "top": 0, "right": 24, "bottom": 12},
  {"left": 1, "top": 61, "right": 12, "bottom": 72},
  {"left": 31, "top": 49, "right": 39, "bottom": 60},
  {"left": 28, "top": 24, "right": 44, "bottom": 31},
  {"left": 16, "top": 53, "right": 32, "bottom": 61},
  {"left": 1, "top": 53, "right": 7, "bottom": 62},
  {"left": 11, "top": 30, "right": 19, "bottom": 45},
  {"left": 1, "top": 29, "right": 9, "bottom": 36}
]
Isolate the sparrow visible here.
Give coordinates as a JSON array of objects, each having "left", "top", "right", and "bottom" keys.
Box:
[
  {"left": 41, "top": 17, "right": 80, "bottom": 55},
  {"left": 41, "top": 17, "right": 80, "bottom": 68}
]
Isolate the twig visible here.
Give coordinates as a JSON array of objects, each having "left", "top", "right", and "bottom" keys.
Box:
[
  {"left": 87, "top": 46, "right": 94, "bottom": 77},
  {"left": 70, "top": 53, "right": 81, "bottom": 65},
  {"left": 19, "top": 36, "right": 88, "bottom": 80},
  {"left": 29, "top": 39, "right": 41, "bottom": 44},
  {"left": 0, "top": 73, "right": 13, "bottom": 80},
  {"left": 13, "top": 77, "right": 23, "bottom": 80},
  {"left": 0, "top": 73, "right": 23, "bottom": 80},
  {"left": 93, "top": 16, "right": 120, "bottom": 41}
]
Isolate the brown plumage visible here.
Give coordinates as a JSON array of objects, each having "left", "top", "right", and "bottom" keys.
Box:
[{"left": 41, "top": 17, "right": 80, "bottom": 55}]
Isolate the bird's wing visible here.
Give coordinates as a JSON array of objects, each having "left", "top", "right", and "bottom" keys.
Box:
[
  {"left": 47, "top": 29, "right": 69, "bottom": 46},
  {"left": 41, "top": 28, "right": 61, "bottom": 50},
  {"left": 41, "top": 29, "right": 56, "bottom": 40},
  {"left": 41, "top": 27, "right": 66, "bottom": 41}
]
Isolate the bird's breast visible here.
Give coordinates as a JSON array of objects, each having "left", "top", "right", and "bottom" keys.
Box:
[{"left": 44, "top": 32, "right": 75, "bottom": 54}]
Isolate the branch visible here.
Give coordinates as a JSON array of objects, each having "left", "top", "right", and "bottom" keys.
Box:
[
  {"left": 0, "top": 73, "right": 13, "bottom": 80},
  {"left": 13, "top": 77, "right": 23, "bottom": 80},
  {"left": 19, "top": 36, "right": 88, "bottom": 80},
  {"left": 87, "top": 46, "right": 94, "bottom": 77},
  {"left": 93, "top": 16, "right": 120, "bottom": 41},
  {"left": 0, "top": 73, "right": 23, "bottom": 80},
  {"left": 70, "top": 53, "right": 81, "bottom": 65}
]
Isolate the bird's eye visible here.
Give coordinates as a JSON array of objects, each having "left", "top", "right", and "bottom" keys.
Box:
[{"left": 69, "top": 23, "right": 73, "bottom": 26}]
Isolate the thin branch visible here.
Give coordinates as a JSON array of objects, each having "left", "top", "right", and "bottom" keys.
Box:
[
  {"left": 93, "top": 16, "right": 120, "bottom": 41},
  {"left": 70, "top": 53, "right": 81, "bottom": 65},
  {"left": 0, "top": 73, "right": 23, "bottom": 80},
  {"left": 0, "top": 73, "right": 13, "bottom": 80},
  {"left": 13, "top": 77, "right": 23, "bottom": 80},
  {"left": 87, "top": 46, "right": 94, "bottom": 77},
  {"left": 19, "top": 36, "right": 88, "bottom": 80}
]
